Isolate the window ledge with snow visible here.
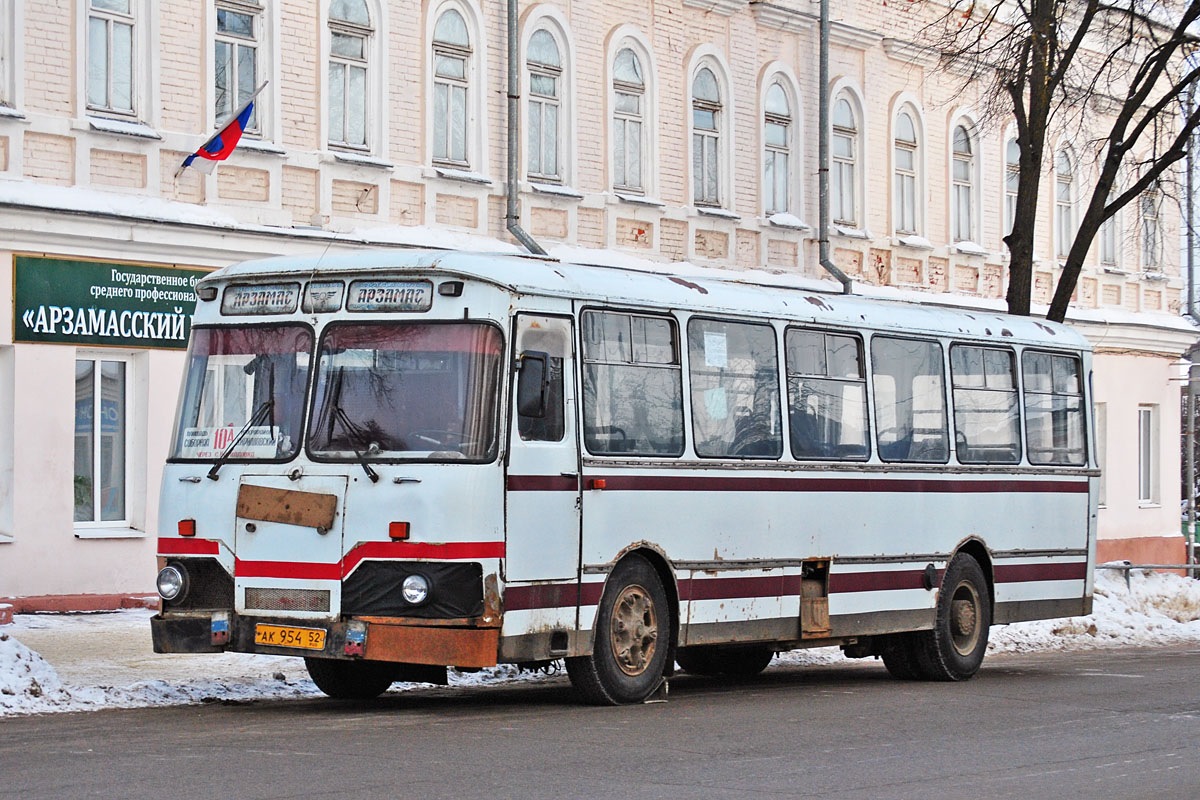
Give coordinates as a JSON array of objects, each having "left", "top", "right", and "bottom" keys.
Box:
[
  {"left": 895, "top": 234, "right": 933, "bottom": 250},
  {"left": 767, "top": 213, "right": 810, "bottom": 231},
  {"left": 430, "top": 166, "right": 494, "bottom": 187},
  {"left": 0, "top": 105, "right": 26, "bottom": 121},
  {"left": 240, "top": 138, "right": 287, "bottom": 156},
  {"left": 331, "top": 150, "right": 393, "bottom": 169},
  {"left": 953, "top": 240, "right": 989, "bottom": 256},
  {"left": 1141, "top": 271, "right": 1168, "bottom": 282},
  {"left": 530, "top": 182, "right": 583, "bottom": 200},
  {"left": 1102, "top": 265, "right": 1127, "bottom": 275},
  {"left": 74, "top": 527, "right": 146, "bottom": 540},
  {"left": 85, "top": 116, "right": 161, "bottom": 140},
  {"left": 615, "top": 192, "right": 665, "bottom": 207},
  {"left": 696, "top": 206, "right": 741, "bottom": 221},
  {"left": 832, "top": 225, "right": 870, "bottom": 239}
]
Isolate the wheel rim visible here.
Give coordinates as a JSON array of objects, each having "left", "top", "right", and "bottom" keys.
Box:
[
  {"left": 949, "top": 580, "right": 982, "bottom": 656},
  {"left": 609, "top": 583, "right": 659, "bottom": 677}
]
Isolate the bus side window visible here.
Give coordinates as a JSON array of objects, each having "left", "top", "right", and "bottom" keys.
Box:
[
  {"left": 784, "top": 328, "right": 869, "bottom": 460},
  {"left": 950, "top": 345, "right": 1021, "bottom": 464},
  {"left": 687, "top": 318, "right": 782, "bottom": 459},
  {"left": 1022, "top": 351, "right": 1086, "bottom": 465},
  {"left": 871, "top": 336, "right": 949, "bottom": 463},
  {"left": 582, "top": 310, "right": 684, "bottom": 456},
  {"left": 515, "top": 319, "right": 569, "bottom": 443}
]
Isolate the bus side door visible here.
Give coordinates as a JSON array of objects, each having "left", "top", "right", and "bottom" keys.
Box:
[{"left": 505, "top": 314, "right": 581, "bottom": 583}]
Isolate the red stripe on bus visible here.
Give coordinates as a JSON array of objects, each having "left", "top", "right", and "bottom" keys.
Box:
[
  {"left": 993, "top": 561, "right": 1088, "bottom": 583},
  {"left": 507, "top": 475, "right": 579, "bottom": 492},
  {"left": 559, "top": 475, "right": 1089, "bottom": 494},
  {"left": 157, "top": 537, "right": 220, "bottom": 556},
  {"left": 233, "top": 540, "right": 505, "bottom": 581},
  {"left": 829, "top": 570, "right": 930, "bottom": 593}
]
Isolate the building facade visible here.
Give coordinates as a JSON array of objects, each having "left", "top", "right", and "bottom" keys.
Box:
[{"left": 0, "top": 0, "right": 1194, "bottom": 610}]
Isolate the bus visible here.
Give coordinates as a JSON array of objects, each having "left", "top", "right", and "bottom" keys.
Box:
[{"left": 152, "top": 249, "right": 1096, "bottom": 705}]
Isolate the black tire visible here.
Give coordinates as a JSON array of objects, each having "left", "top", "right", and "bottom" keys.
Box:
[
  {"left": 879, "top": 633, "right": 926, "bottom": 680},
  {"left": 676, "top": 645, "right": 774, "bottom": 677},
  {"left": 304, "top": 657, "right": 397, "bottom": 699},
  {"left": 913, "top": 554, "right": 991, "bottom": 681},
  {"left": 566, "top": 554, "right": 671, "bottom": 705}
]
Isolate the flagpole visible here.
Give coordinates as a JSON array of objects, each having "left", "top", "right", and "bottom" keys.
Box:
[{"left": 175, "top": 80, "right": 269, "bottom": 180}]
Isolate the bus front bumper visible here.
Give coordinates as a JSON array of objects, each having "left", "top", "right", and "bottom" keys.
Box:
[{"left": 151, "top": 611, "right": 500, "bottom": 668}]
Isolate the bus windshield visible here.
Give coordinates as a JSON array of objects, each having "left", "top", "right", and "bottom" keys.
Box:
[
  {"left": 171, "top": 325, "right": 313, "bottom": 461},
  {"left": 308, "top": 322, "right": 503, "bottom": 462}
]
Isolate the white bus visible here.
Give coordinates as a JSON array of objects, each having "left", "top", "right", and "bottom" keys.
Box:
[{"left": 152, "top": 249, "right": 1097, "bottom": 705}]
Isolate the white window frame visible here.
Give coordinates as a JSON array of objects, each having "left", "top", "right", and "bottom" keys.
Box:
[
  {"left": 1140, "top": 189, "right": 1161, "bottom": 272},
  {"left": 327, "top": 0, "right": 374, "bottom": 152},
  {"left": 524, "top": 19, "right": 570, "bottom": 185},
  {"left": 831, "top": 92, "right": 861, "bottom": 228},
  {"left": 690, "top": 61, "right": 727, "bottom": 208},
  {"left": 73, "top": 353, "right": 136, "bottom": 536},
  {"left": 0, "top": 0, "right": 22, "bottom": 111},
  {"left": 951, "top": 122, "right": 978, "bottom": 243},
  {"left": 1055, "top": 148, "right": 1077, "bottom": 259},
  {"left": 214, "top": 0, "right": 263, "bottom": 135},
  {"left": 892, "top": 107, "right": 920, "bottom": 236},
  {"left": 1003, "top": 135, "right": 1019, "bottom": 240},
  {"left": 1099, "top": 196, "right": 1120, "bottom": 268},
  {"left": 611, "top": 36, "right": 653, "bottom": 196},
  {"left": 762, "top": 74, "right": 798, "bottom": 216},
  {"left": 428, "top": 1, "right": 483, "bottom": 171},
  {"left": 1137, "top": 404, "right": 1158, "bottom": 505}
]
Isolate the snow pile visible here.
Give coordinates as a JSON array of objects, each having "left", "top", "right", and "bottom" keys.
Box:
[{"left": 2, "top": 568, "right": 1198, "bottom": 717}]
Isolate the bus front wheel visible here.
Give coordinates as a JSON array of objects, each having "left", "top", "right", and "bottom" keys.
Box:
[
  {"left": 914, "top": 553, "right": 991, "bottom": 681},
  {"left": 566, "top": 554, "right": 671, "bottom": 705},
  {"left": 304, "top": 657, "right": 397, "bottom": 699}
]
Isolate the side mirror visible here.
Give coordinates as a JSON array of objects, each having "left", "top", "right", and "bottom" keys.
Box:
[{"left": 516, "top": 351, "right": 550, "bottom": 418}]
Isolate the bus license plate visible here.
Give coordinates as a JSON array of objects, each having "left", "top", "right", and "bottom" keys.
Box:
[{"left": 254, "top": 624, "right": 327, "bottom": 651}]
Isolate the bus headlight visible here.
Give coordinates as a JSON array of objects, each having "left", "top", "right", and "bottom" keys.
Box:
[
  {"left": 157, "top": 564, "right": 188, "bottom": 602},
  {"left": 402, "top": 574, "right": 430, "bottom": 606}
]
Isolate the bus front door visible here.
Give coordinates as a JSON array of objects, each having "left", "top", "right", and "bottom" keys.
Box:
[{"left": 504, "top": 314, "right": 581, "bottom": 586}]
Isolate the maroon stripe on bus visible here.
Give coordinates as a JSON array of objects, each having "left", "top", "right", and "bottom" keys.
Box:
[
  {"left": 993, "top": 561, "right": 1088, "bottom": 583},
  {"left": 829, "top": 570, "right": 931, "bottom": 593},
  {"left": 573, "top": 475, "right": 1089, "bottom": 494},
  {"left": 507, "top": 475, "right": 579, "bottom": 492}
]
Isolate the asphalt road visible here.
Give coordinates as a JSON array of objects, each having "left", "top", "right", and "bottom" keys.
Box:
[{"left": 2, "top": 645, "right": 1198, "bottom": 800}]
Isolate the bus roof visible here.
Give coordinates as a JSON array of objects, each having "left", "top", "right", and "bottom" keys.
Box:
[{"left": 204, "top": 249, "right": 1090, "bottom": 351}]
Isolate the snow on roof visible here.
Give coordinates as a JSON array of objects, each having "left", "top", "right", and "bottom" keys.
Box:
[{"left": 2, "top": 568, "right": 1198, "bottom": 716}]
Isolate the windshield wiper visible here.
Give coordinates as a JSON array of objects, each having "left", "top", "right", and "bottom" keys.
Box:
[
  {"left": 207, "top": 398, "right": 274, "bottom": 481},
  {"left": 325, "top": 367, "right": 380, "bottom": 483}
]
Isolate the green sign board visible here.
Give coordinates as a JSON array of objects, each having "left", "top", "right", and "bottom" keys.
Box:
[{"left": 14, "top": 255, "right": 210, "bottom": 350}]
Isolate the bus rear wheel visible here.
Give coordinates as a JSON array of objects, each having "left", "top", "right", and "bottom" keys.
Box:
[
  {"left": 914, "top": 553, "right": 991, "bottom": 681},
  {"left": 304, "top": 657, "right": 397, "bottom": 699},
  {"left": 676, "top": 645, "right": 774, "bottom": 677},
  {"left": 566, "top": 554, "right": 670, "bottom": 705}
]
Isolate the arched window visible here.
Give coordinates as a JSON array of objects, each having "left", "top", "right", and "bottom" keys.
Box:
[
  {"left": 831, "top": 96, "right": 858, "bottom": 226},
  {"left": 692, "top": 66, "right": 722, "bottom": 206},
  {"left": 1099, "top": 184, "right": 1119, "bottom": 267},
  {"left": 1055, "top": 148, "right": 1076, "bottom": 258},
  {"left": 1004, "top": 137, "right": 1020, "bottom": 237},
  {"left": 763, "top": 81, "right": 791, "bottom": 215},
  {"left": 951, "top": 124, "right": 975, "bottom": 242},
  {"left": 526, "top": 28, "right": 562, "bottom": 182},
  {"left": 328, "top": 0, "right": 371, "bottom": 149},
  {"left": 1141, "top": 188, "right": 1161, "bottom": 270},
  {"left": 893, "top": 110, "right": 918, "bottom": 235},
  {"left": 612, "top": 46, "right": 645, "bottom": 193},
  {"left": 432, "top": 7, "right": 471, "bottom": 166}
]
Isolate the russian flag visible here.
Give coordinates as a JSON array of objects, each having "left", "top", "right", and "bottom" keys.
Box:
[{"left": 178, "top": 83, "right": 266, "bottom": 177}]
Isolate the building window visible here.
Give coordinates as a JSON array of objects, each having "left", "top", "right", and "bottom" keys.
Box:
[
  {"left": 1095, "top": 402, "right": 1107, "bottom": 506},
  {"left": 329, "top": 0, "right": 371, "bottom": 150},
  {"left": 87, "top": 0, "right": 135, "bottom": 115},
  {"left": 1004, "top": 137, "right": 1019, "bottom": 238},
  {"left": 1099, "top": 196, "right": 1119, "bottom": 267},
  {"left": 612, "top": 46, "right": 645, "bottom": 193},
  {"left": 1055, "top": 149, "right": 1076, "bottom": 258},
  {"left": 526, "top": 28, "right": 562, "bottom": 182},
  {"left": 831, "top": 96, "right": 858, "bottom": 227},
  {"left": 952, "top": 124, "right": 976, "bottom": 242},
  {"left": 1138, "top": 405, "right": 1158, "bottom": 504},
  {"left": 215, "top": 0, "right": 261, "bottom": 133},
  {"left": 763, "top": 81, "right": 792, "bottom": 215},
  {"left": 74, "top": 358, "right": 128, "bottom": 525},
  {"left": 692, "top": 66, "right": 723, "bottom": 207},
  {"left": 432, "top": 7, "right": 471, "bottom": 167},
  {"left": 0, "top": 0, "right": 15, "bottom": 109},
  {"left": 1141, "top": 190, "right": 1161, "bottom": 271},
  {"left": 893, "top": 110, "right": 919, "bottom": 235}
]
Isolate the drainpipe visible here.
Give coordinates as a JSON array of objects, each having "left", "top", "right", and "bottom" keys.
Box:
[
  {"left": 505, "top": 0, "right": 547, "bottom": 255},
  {"left": 818, "top": 0, "right": 852, "bottom": 294}
]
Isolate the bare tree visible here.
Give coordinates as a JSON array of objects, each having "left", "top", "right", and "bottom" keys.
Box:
[{"left": 919, "top": 0, "right": 1200, "bottom": 321}]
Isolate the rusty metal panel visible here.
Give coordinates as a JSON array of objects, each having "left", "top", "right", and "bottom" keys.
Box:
[
  {"left": 364, "top": 623, "right": 500, "bottom": 667},
  {"left": 236, "top": 483, "right": 338, "bottom": 531}
]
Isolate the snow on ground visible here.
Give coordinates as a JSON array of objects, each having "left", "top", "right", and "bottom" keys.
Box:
[{"left": 3, "top": 567, "right": 1199, "bottom": 717}]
